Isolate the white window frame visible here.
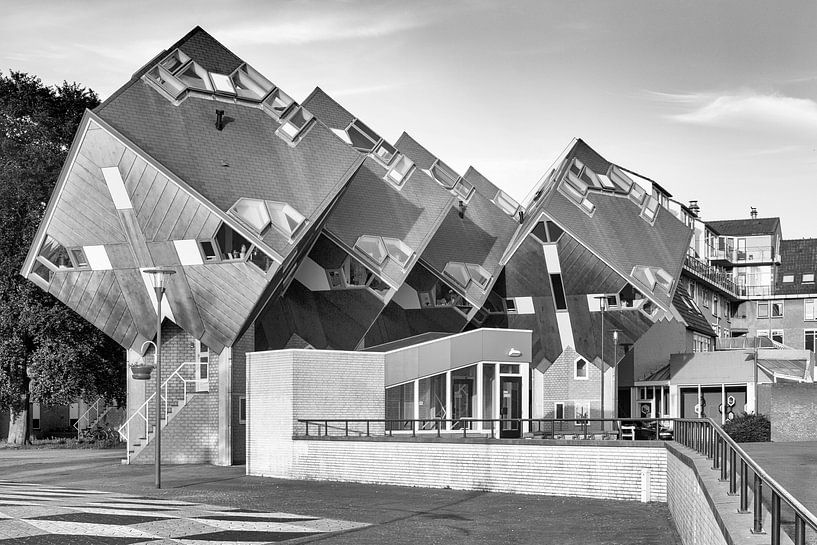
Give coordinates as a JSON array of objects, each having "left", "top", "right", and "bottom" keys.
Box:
[
  {"left": 554, "top": 402, "right": 565, "bottom": 420},
  {"left": 805, "top": 329, "right": 817, "bottom": 352},
  {"left": 757, "top": 301, "right": 769, "bottom": 319},
  {"left": 574, "top": 357, "right": 589, "bottom": 380},
  {"left": 782, "top": 274, "right": 794, "bottom": 283},
  {"left": 805, "top": 299, "right": 816, "bottom": 321},
  {"left": 803, "top": 273, "right": 815, "bottom": 284},
  {"left": 771, "top": 300, "right": 783, "bottom": 318}
]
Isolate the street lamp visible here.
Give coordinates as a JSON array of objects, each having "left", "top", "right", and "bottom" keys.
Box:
[
  {"left": 612, "top": 330, "right": 620, "bottom": 420},
  {"left": 144, "top": 268, "right": 175, "bottom": 489},
  {"left": 594, "top": 296, "right": 607, "bottom": 429}
]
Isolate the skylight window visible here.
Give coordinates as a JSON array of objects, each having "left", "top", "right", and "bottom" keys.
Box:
[
  {"left": 267, "top": 201, "right": 306, "bottom": 239},
  {"left": 177, "top": 62, "right": 213, "bottom": 92},
  {"left": 145, "top": 66, "right": 185, "bottom": 99},
  {"left": 277, "top": 107, "right": 314, "bottom": 143},
  {"left": 229, "top": 198, "right": 271, "bottom": 232},
  {"left": 385, "top": 154, "right": 414, "bottom": 188},
  {"left": 373, "top": 140, "right": 397, "bottom": 165},
  {"left": 210, "top": 73, "right": 235, "bottom": 95},
  {"left": 466, "top": 264, "right": 491, "bottom": 289},
  {"left": 493, "top": 190, "right": 520, "bottom": 216},
  {"left": 430, "top": 160, "right": 460, "bottom": 189},
  {"left": 642, "top": 196, "right": 660, "bottom": 223},
  {"left": 453, "top": 178, "right": 474, "bottom": 201},
  {"left": 346, "top": 120, "right": 380, "bottom": 152},
  {"left": 160, "top": 49, "right": 190, "bottom": 73},
  {"left": 565, "top": 171, "right": 589, "bottom": 196},
  {"left": 262, "top": 88, "right": 295, "bottom": 119},
  {"left": 355, "top": 235, "right": 388, "bottom": 266},
  {"left": 231, "top": 64, "right": 274, "bottom": 101},
  {"left": 608, "top": 165, "right": 634, "bottom": 192},
  {"left": 383, "top": 237, "right": 414, "bottom": 268}
]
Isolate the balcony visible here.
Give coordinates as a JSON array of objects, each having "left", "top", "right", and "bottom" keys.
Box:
[
  {"left": 709, "top": 247, "right": 775, "bottom": 266},
  {"left": 683, "top": 255, "right": 742, "bottom": 299}
]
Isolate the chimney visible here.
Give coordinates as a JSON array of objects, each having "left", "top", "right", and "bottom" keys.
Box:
[
  {"left": 216, "top": 109, "right": 225, "bottom": 131},
  {"left": 750, "top": 207, "right": 757, "bottom": 219},
  {"left": 688, "top": 200, "right": 700, "bottom": 217}
]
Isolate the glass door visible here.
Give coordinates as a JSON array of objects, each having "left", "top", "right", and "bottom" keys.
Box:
[{"left": 499, "top": 376, "right": 522, "bottom": 438}]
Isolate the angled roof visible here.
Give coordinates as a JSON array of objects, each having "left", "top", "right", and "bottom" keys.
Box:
[
  {"left": 673, "top": 285, "right": 716, "bottom": 336},
  {"left": 520, "top": 139, "right": 692, "bottom": 312},
  {"left": 95, "top": 27, "right": 362, "bottom": 259},
  {"left": 395, "top": 133, "right": 520, "bottom": 307},
  {"left": 775, "top": 238, "right": 817, "bottom": 295},
  {"left": 707, "top": 217, "right": 781, "bottom": 237}
]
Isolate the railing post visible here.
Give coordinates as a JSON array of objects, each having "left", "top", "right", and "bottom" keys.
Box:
[
  {"left": 324, "top": 420, "right": 328, "bottom": 437},
  {"left": 794, "top": 514, "right": 806, "bottom": 545},
  {"left": 711, "top": 433, "right": 718, "bottom": 465},
  {"left": 728, "top": 447, "right": 737, "bottom": 495},
  {"left": 770, "top": 491, "right": 780, "bottom": 545},
  {"left": 752, "top": 473, "right": 764, "bottom": 534},
  {"left": 739, "top": 459, "right": 750, "bottom": 513},
  {"left": 366, "top": 421, "right": 370, "bottom": 437},
  {"left": 412, "top": 419, "right": 415, "bottom": 437},
  {"left": 345, "top": 420, "right": 349, "bottom": 437},
  {"left": 720, "top": 438, "right": 728, "bottom": 482},
  {"left": 437, "top": 420, "right": 441, "bottom": 438},
  {"left": 305, "top": 421, "right": 309, "bottom": 436}
]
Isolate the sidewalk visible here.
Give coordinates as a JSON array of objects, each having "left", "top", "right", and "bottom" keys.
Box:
[{"left": 0, "top": 448, "right": 681, "bottom": 544}]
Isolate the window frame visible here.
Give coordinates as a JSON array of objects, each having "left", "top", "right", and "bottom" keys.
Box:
[
  {"left": 276, "top": 106, "right": 315, "bottom": 144},
  {"left": 805, "top": 329, "right": 817, "bottom": 352},
  {"left": 384, "top": 154, "right": 414, "bottom": 189},
  {"left": 803, "top": 273, "right": 815, "bottom": 284},
  {"left": 239, "top": 396, "right": 247, "bottom": 424},
  {"left": 574, "top": 357, "right": 589, "bottom": 380},
  {"left": 771, "top": 300, "right": 783, "bottom": 318},
  {"left": 554, "top": 402, "right": 565, "bottom": 420},
  {"left": 757, "top": 301, "right": 769, "bottom": 319},
  {"left": 806, "top": 299, "right": 817, "bottom": 321}
]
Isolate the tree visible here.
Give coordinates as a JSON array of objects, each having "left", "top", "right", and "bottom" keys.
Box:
[{"left": 0, "top": 71, "right": 124, "bottom": 444}]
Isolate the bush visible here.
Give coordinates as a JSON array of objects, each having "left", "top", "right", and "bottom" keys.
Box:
[{"left": 723, "top": 413, "right": 771, "bottom": 442}]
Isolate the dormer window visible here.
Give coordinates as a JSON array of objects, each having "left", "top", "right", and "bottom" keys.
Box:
[
  {"left": 383, "top": 237, "right": 414, "bottom": 269},
  {"left": 199, "top": 222, "right": 278, "bottom": 274},
  {"left": 229, "top": 198, "right": 270, "bottom": 232},
  {"left": 430, "top": 160, "right": 460, "bottom": 189},
  {"left": 632, "top": 265, "right": 673, "bottom": 293},
  {"left": 145, "top": 65, "right": 185, "bottom": 99},
  {"left": 385, "top": 154, "right": 414, "bottom": 188},
  {"left": 453, "top": 178, "right": 474, "bottom": 201},
  {"left": 354, "top": 235, "right": 388, "bottom": 266},
  {"left": 642, "top": 196, "right": 660, "bottom": 223},
  {"left": 267, "top": 201, "right": 306, "bottom": 239},
  {"left": 177, "top": 62, "right": 213, "bottom": 92},
  {"left": 231, "top": 64, "right": 274, "bottom": 101},
  {"left": 262, "top": 88, "right": 295, "bottom": 119},
  {"left": 277, "top": 107, "right": 314, "bottom": 143},
  {"left": 160, "top": 49, "right": 190, "bottom": 73},
  {"left": 38, "top": 236, "right": 73, "bottom": 269},
  {"left": 493, "top": 190, "right": 520, "bottom": 216},
  {"left": 210, "top": 73, "right": 236, "bottom": 96},
  {"left": 215, "top": 223, "right": 252, "bottom": 261},
  {"left": 629, "top": 183, "right": 647, "bottom": 206},
  {"left": 373, "top": 140, "right": 397, "bottom": 165},
  {"left": 248, "top": 247, "right": 276, "bottom": 272},
  {"left": 346, "top": 119, "right": 380, "bottom": 152},
  {"left": 443, "top": 262, "right": 492, "bottom": 291},
  {"left": 608, "top": 165, "right": 634, "bottom": 192}
]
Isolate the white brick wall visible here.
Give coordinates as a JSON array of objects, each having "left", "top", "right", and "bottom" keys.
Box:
[{"left": 666, "top": 448, "right": 729, "bottom": 545}]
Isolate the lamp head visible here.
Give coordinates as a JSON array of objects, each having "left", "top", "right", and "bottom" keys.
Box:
[{"left": 143, "top": 268, "right": 176, "bottom": 290}]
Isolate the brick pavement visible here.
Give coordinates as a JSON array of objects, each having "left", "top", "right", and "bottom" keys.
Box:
[{"left": 0, "top": 448, "right": 682, "bottom": 544}]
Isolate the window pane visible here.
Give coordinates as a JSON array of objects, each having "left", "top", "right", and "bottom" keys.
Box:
[
  {"left": 418, "top": 374, "right": 446, "bottom": 428},
  {"left": 347, "top": 120, "right": 379, "bottom": 151},
  {"left": 215, "top": 223, "right": 251, "bottom": 261},
  {"left": 431, "top": 160, "right": 460, "bottom": 189},
  {"left": 383, "top": 237, "right": 413, "bottom": 267},
  {"left": 373, "top": 140, "right": 396, "bottom": 164},
  {"left": 443, "top": 262, "right": 471, "bottom": 288},
  {"left": 385, "top": 382, "right": 414, "bottom": 430},
  {"left": 355, "top": 235, "right": 388, "bottom": 265},
  {"left": 386, "top": 155, "right": 413, "bottom": 187},
  {"left": 39, "top": 236, "right": 72, "bottom": 269},
  {"left": 231, "top": 198, "right": 271, "bottom": 232},
  {"left": 263, "top": 88, "right": 294, "bottom": 118},
  {"left": 550, "top": 273, "right": 567, "bottom": 310},
  {"left": 70, "top": 248, "right": 88, "bottom": 268},
  {"left": 248, "top": 247, "right": 275, "bottom": 272},
  {"left": 200, "top": 240, "right": 218, "bottom": 262}
]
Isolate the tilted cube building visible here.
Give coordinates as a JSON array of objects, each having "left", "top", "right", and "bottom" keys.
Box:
[{"left": 22, "top": 27, "right": 696, "bottom": 464}]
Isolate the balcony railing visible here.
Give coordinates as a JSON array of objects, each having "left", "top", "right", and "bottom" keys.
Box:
[
  {"left": 710, "top": 247, "right": 775, "bottom": 264},
  {"left": 684, "top": 255, "right": 742, "bottom": 296}
]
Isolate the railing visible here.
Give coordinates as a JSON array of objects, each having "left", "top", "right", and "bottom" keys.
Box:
[
  {"left": 711, "top": 248, "right": 775, "bottom": 264},
  {"left": 73, "top": 398, "right": 106, "bottom": 436},
  {"left": 118, "top": 361, "right": 205, "bottom": 463},
  {"left": 675, "top": 418, "right": 817, "bottom": 544},
  {"left": 298, "top": 417, "right": 675, "bottom": 440},
  {"left": 683, "top": 255, "right": 741, "bottom": 297}
]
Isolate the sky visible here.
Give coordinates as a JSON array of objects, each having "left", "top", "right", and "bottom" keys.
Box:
[{"left": 2, "top": 0, "right": 817, "bottom": 237}]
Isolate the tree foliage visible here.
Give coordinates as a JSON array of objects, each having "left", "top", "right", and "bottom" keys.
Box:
[{"left": 0, "top": 71, "right": 124, "bottom": 440}]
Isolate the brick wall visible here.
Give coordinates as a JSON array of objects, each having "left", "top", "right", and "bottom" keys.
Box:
[
  {"left": 758, "top": 383, "right": 817, "bottom": 441},
  {"left": 276, "top": 439, "right": 666, "bottom": 501},
  {"left": 540, "top": 346, "right": 614, "bottom": 419},
  {"left": 665, "top": 448, "right": 728, "bottom": 545},
  {"left": 131, "top": 393, "right": 215, "bottom": 464}
]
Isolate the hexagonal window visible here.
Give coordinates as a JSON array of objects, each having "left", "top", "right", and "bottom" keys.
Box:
[
  {"left": 267, "top": 201, "right": 305, "bottom": 239},
  {"left": 443, "top": 262, "right": 470, "bottom": 289},
  {"left": 382, "top": 237, "right": 413, "bottom": 268},
  {"left": 230, "top": 198, "right": 271, "bottom": 232},
  {"left": 466, "top": 264, "right": 491, "bottom": 290},
  {"left": 355, "top": 235, "right": 387, "bottom": 266}
]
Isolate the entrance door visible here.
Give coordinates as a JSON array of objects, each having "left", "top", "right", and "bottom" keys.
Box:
[
  {"left": 499, "top": 376, "right": 522, "bottom": 438},
  {"left": 195, "top": 340, "right": 210, "bottom": 393}
]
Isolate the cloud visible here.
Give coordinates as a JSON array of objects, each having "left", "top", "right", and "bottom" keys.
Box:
[{"left": 649, "top": 90, "right": 817, "bottom": 132}]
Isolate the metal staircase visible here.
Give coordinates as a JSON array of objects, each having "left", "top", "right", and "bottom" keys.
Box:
[
  {"left": 74, "top": 398, "right": 115, "bottom": 437},
  {"left": 119, "top": 361, "right": 207, "bottom": 464}
]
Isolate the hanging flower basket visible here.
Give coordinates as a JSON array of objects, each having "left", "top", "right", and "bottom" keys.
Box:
[{"left": 129, "top": 364, "right": 155, "bottom": 380}]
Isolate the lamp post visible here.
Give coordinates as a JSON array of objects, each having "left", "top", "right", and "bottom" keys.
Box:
[
  {"left": 612, "top": 330, "right": 620, "bottom": 420},
  {"left": 594, "top": 296, "right": 607, "bottom": 429},
  {"left": 144, "top": 268, "right": 175, "bottom": 489}
]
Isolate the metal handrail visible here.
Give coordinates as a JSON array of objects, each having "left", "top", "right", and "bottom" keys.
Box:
[
  {"left": 73, "top": 397, "right": 107, "bottom": 434},
  {"left": 675, "top": 418, "right": 817, "bottom": 544},
  {"left": 118, "top": 361, "right": 204, "bottom": 463},
  {"left": 297, "top": 417, "right": 675, "bottom": 440}
]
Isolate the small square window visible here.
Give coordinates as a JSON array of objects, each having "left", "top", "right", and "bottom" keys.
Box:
[
  {"left": 346, "top": 119, "right": 380, "bottom": 152},
  {"left": 69, "top": 248, "right": 88, "bottom": 268},
  {"left": 783, "top": 274, "right": 794, "bottom": 283},
  {"left": 771, "top": 301, "right": 783, "bottom": 317},
  {"left": 277, "top": 107, "right": 314, "bottom": 143},
  {"left": 200, "top": 240, "right": 219, "bottom": 262},
  {"left": 373, "top": 140, "right": 397, "bottom": 165},
  {"left": 160, "top": 49, "right": 190, "bottom": 74},
  {"left": 757, "top": 301, "right": 769, "bottom": 319},
  {"left": 263, "top": 88, "right": 295, "bottom": 119},
  {"left": 453, "top": 178, "right": 474, "bottom": 201},
  {"left": 803, "top": 274, "right": 815, "bottom": 283},
  {"left": 210, "top": 72, "right": 236, "bottom": 96}
]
